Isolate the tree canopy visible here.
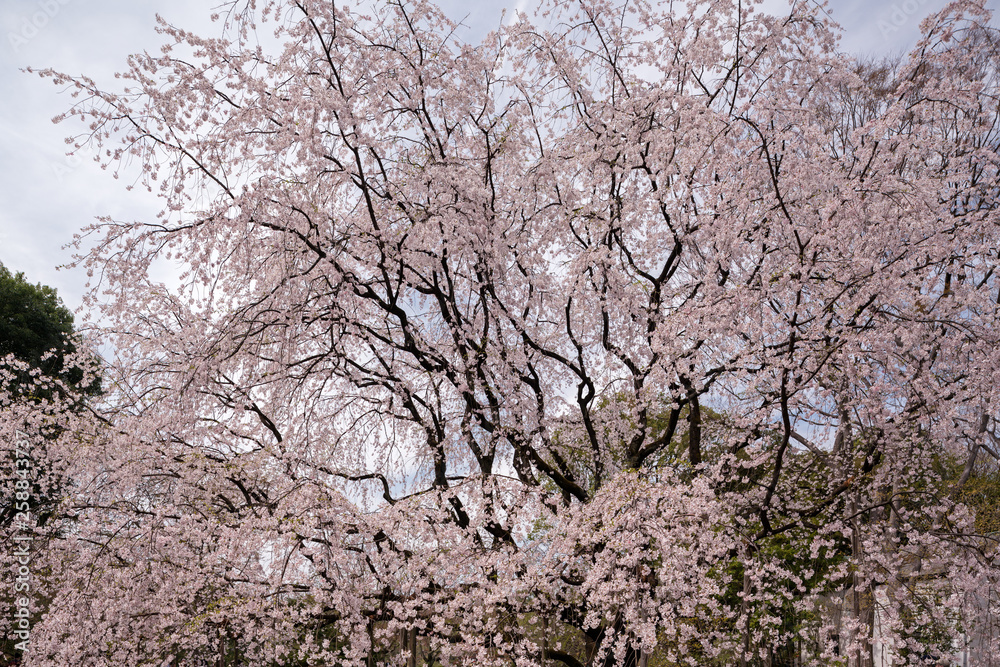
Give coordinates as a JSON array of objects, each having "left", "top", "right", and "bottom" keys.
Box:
[
  {"left": 0, "top": 262, "right": 100, "bottom": 398},
  {"left": 7, "top": 0, "right": 1000, "bottom": 665},
  {"left": 0, "top": 264, "right": 74, "bottom": 377}
]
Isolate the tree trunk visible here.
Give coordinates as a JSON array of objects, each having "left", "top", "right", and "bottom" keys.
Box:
[
  {"left": 542, "top": 615, "right": 549, "bottom": 667},
  {"left": 851, "top": 495, "right": 874, "bottom": 667}
]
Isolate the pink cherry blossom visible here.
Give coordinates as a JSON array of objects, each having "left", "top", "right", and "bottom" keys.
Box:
[{"left": 6, "top": 0, "right": 1000, "bottom": 665}]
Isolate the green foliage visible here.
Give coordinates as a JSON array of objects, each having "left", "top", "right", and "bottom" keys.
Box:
[
  {"left": 0, "top": 264, "right": 74, "bottom": 368},
  {"left": 0, "top": 262, "right": 100, "bottom": 397},
  {"left": 955, "top": 457, "right": 1000, "bottom": 536}
]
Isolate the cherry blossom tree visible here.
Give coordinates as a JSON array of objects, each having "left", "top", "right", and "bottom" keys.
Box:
[{"left": 19, "top": 0, "right": 1000, "bottom": 664}]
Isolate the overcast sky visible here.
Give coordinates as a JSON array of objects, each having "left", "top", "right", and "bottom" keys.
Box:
[{"left": 1, "top": 0, "right": 996, "bottom": 321}]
